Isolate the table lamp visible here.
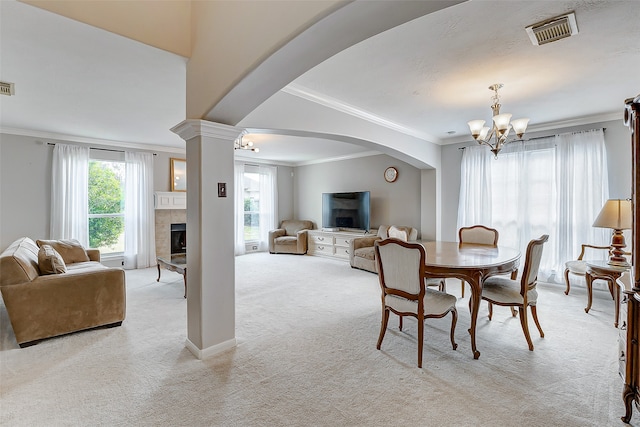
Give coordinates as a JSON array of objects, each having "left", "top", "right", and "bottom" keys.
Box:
[{"left": 592, "top": 199, "right": 632, "bottom": 267}]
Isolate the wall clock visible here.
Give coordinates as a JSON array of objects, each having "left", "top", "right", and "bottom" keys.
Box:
[{"left": 384, "top": 166, "right": 398, "bottom": 183}]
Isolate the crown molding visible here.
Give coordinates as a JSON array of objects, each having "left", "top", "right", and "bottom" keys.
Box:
[
  {"left": 0, "top": 126, "right": 186, "bottom": 154},
  {"left": 170, "top": 119, "right": 242, "bottom": 142},
  {"left": 294, "top": 150, "right": 381, "bottom": 167},
  {"left": 282, "top": 83, "right": 441, "bottom": 144}
]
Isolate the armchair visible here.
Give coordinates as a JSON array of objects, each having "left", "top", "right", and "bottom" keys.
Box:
[
  {"left": 269, "top": 220, "right": 314, "bottom": 255},
  {"left": 564, "top": 244, "right": 613, "bottom": 295}
]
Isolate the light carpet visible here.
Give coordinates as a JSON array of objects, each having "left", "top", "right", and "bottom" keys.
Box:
[{"left": 0, "top": 252, "right": 634, "bottom": 426}]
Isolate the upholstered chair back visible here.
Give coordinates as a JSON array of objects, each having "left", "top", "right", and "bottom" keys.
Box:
[
  {"left": 523, "top": 235, "right": 549, "bottom": 289},
  {"left": 458, "top": 225, "right": 499, "bottom": 246},
  {"left": 281, "top": 220, "right": 313, "bottom": 236},
  {"left": 375, "top": 240, "right": 425, "bottom": 313},
  {"left": 376, "top": 225, "right": 418, "bottom": 242}
]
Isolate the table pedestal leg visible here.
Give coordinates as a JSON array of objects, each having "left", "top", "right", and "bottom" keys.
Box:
[
  {"left": 183, "top": 270, "right": 187, "bottom": 299},
  {"left": 585, "top": 273, "right": 594, "bottom": 313}
]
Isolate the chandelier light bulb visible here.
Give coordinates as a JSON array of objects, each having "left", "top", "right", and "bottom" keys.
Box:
[
  {"left": 467, "top": 120, "right": 486, "bottom": 139},
  {"left": 479, "top": 126, "right": 491, "bottom": 141},
  {"left": 511, "top": 118, "right": 530, "bottom": 138},
  {"left": 493, "top": 113, "right": 512, "bottom": 134}
]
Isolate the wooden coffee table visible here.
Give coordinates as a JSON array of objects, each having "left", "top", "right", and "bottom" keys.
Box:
[{"left": 157, "top": 254, "right": 187, "bottom": 298}]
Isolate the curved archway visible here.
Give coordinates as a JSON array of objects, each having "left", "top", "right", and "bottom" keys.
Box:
[
  {"left": 204, "top": 1, "right": 464, "bottom": 135},
  {"left": 242, "top": 127, "right": 435, "bottom": 170}
]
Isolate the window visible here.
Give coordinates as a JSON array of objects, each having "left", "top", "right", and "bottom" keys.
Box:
[
  {"left": 458, "top": 129, "right": 609, "bottom": 283},
  {"left": 243, "top": 171, "right": 260, "bottom": 241},
  {"left": 88, "top": 159, "right": 125, "bottom": 254},
  {"left": 235, "top": 163, "right": 277, "bottom": 254}
]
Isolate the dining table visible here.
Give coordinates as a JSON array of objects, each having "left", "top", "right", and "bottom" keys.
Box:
[{"left": 419, "top": 241, "right": 521, "bottom": 359}]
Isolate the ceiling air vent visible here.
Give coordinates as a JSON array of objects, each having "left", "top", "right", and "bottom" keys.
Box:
[
  {"left": 525, "top": 12, "right": 578, "bottom": 46},
  {"left": 0, "top": 81, "right": 15, "bottom": 96}
]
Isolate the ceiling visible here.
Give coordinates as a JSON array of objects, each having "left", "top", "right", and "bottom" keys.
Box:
[{"left": 1, "top": 1, "right": 639, "bottom": 165}]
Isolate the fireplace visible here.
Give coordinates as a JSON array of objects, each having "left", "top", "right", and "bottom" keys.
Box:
[{"left": 170, "top": 223, "right": 186, "bottom": 260}]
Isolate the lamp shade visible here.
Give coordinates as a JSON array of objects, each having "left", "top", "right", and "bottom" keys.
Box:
[{"left": 592, "top": 199, "right": 632, "bottom": 229}]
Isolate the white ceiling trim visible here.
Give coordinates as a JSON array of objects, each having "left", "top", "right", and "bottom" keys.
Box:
[
  {"left": 282, "top": 83, "right": 441, "bottom": 144},
  {"left": 0, "top": 126, "right": 185, "bottom": 154},
  {"left": 294, "top": 150, "right": 382, "bottom": 167}
]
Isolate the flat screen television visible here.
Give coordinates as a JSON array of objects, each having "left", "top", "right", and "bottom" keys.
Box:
[{"left": 322, "top": 191, "right": 370, "bottom": 231}]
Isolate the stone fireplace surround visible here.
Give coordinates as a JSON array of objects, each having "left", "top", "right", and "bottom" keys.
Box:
[{"left": 155, "top": 209, "right": 186, "bottom": 260}]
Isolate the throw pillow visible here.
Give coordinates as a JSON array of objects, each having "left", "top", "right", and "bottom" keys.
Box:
[
  {"left": 38, "top": 244, "right": 67, "bottom": 275},
  {"left": 36, "top": 239, "right": 90, "bottom": 264},
  {"left": 388, "top": 226, "right": 408, "bottom": 241}
]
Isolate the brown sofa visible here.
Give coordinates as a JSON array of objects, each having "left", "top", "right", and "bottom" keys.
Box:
[
  {"left": 268, "top": 220, "right": 314, "bottom": 254},
  {"left": 0, "top": 237, "right": 126, "bottom": 347},
  {"left": 349, "top": 225, "right": 418, "bottom": 273}
]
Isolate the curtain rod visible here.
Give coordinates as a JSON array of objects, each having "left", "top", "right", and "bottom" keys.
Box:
[
  {"left": 47, "top": 142, "right": 156, "bottom": 155},
  {"left": 458, "top": 127, "right": 607, "bottom": 150}
]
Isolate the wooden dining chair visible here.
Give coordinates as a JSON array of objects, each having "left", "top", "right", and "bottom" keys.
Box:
[
  {"left": 458, "top": 225, "right": 499, "bottom": 297},
  {"left": 374, "top": 238, "right": 457, "bottom": 368},
  {"left": 481, "top": 234, "right": 549, "bottom": 351}
]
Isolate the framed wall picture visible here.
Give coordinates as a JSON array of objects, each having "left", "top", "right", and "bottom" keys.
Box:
[{"left": 170, "top": 158, "right": 186, "bottom": 192}]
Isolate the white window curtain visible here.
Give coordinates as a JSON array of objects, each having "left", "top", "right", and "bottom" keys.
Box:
[
  {"left": 50, "top": 143, "right": 90, "bottom": 246},
  {"left": 124, "top": 151, "right": 156, "bottom": 269},
  {"left": 457, "top": 145, "right": 493, "bottom": 227},
  {"left": 258, "top": 165, "right": 278, "bottom": 252},
  {"left": 234, "top": 162, "right": 278, "bottom": 254},
  {"left": 234, "top": 162, "right": 246, "bottom": 255},
  {"left": 458, "top": 129, "right": 609, "bottom": 283}
]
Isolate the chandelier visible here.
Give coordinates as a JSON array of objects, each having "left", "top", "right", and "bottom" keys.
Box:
[
  {"left": 467, "top": 84, "right": 529, "bottom": 157},
  {"left": 234, "top": 133, "right": 259, "bottom": 152}
]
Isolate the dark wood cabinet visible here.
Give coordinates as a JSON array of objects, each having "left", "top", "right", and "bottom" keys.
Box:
[{"left": 622, "top": 94, "right": 640, "bottom": 423}]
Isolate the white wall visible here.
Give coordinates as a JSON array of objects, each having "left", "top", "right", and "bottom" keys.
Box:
[
  {"left": 276, "top": 165, "right": 294, "bottom": 224},
  {"left": 294, "top": 154, "right": 423, "bottom": 236},
  {"left": 0, "top": 133, "right": 297, "bottom": 251},
  {"left": 3, "top": 119, "right": 630, "bottom": 251},
  {"left": 0, "top": 134, "right": 51, "bottom": 247},
  {"left": 0, "top": 133, "right": 176, "bottom": 249},
  {"left": 439, "top": 119, "right": 633, "bottom": 242}
]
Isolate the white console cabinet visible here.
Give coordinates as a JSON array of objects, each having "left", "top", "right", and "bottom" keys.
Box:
[{"left": 307, "top": 230, "right": 373, "bottom": 261}]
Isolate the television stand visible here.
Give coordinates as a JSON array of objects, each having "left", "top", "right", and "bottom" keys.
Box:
[{"left": 307, "top": 229, "right": 374, "bottom": 261}]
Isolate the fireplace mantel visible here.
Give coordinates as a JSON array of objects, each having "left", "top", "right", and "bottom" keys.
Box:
[{"left": 154, "top": 191, "right": 186, "bottom": 210}]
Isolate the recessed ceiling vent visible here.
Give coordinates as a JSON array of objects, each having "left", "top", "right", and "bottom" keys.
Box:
[
  {"left": 0, "top": 81, "right": 15, "bottom": 96},
  {"left": 525, "top": 12, "right": 578, "bottom": 46}
]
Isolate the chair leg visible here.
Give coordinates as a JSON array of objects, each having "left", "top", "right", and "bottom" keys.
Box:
[
  {"left": 460, "top": 279, "right": 465, "bottom": 298},
  {"left": 510, "top": 307, "right": 517, "bottom": 317},
  {"left": 439, "top": 279, "right": 447, "bottom": 293},
  {"left": 450, "top": 309, "right": 458, "bottom": 351},
  {"left": 531, "top": 305, "right": 545, "bottom": 338},
  {"left": 399, "top": 315, "right": 403, "bottom": 331},
  {"left": 607, "top": 279, "right": 615, "bottom": 300},
  {"left": 564, "top": 268, "right": 571, "bottom": 295},
  {"left": 488, "top": 302, "right": 493, "bottom": 320},
  {"left": 417, "top": 317, "right": 424, "bottom": 368},
  {"left": 518, "top": 306, "right": 534, "bottom": 351},
  {"left": 377, "top": 308, "right": 390, "bottom": 350}
]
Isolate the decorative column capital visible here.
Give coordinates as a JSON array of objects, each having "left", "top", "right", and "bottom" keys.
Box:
[{"left": 171, "top": 119, "right": 243, "bottom": 142}]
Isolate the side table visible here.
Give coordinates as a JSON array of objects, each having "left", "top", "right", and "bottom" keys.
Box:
[
  {"left": 585, "top": 260, "right": 630, "bottom": 327},
  {"left": 157, "top": 255, "right": 187, "bottom": 298}
]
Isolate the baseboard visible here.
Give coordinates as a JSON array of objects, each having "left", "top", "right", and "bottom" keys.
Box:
[{"left": 185, "top": 337, "right": 237, "bottom": 360}]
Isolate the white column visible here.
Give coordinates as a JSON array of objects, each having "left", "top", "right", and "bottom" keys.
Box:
[{"left": 171, "top": 119, "right": 242, "bottom": 359}]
